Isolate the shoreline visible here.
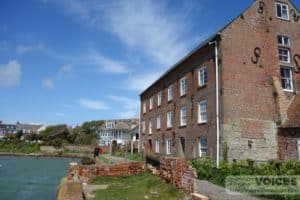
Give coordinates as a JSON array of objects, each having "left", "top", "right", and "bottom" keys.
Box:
[{"left": 0, "top": 151, "right": 91, "bottom": 159}]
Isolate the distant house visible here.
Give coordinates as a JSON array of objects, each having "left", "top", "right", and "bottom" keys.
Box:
[
  {"left": 0, "top": 121, "right": 17, "bottom": 138},
  {"left": 97, "top": 119, "right": 139, "bottom": 146},
  {"left": 16, "top": 122, "right": 43, "bottom": 135}
]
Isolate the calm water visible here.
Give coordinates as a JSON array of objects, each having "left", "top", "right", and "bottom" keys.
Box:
[{"left": 0, "top": 156, "right": 78, "bottom": 200}]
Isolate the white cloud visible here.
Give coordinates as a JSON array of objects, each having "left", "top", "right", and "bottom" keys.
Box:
[
  {"left": 126, "top": 72, "right": 161, "bottom": 91},
  {"left": 55, "top": 112, "right": 65, "bottom": 116},
  {"left": 78, "top": 98, "right": 109, "bottom": 110},
  {"left": 42, "top": 78, "right": 54, "bottom": 89},
  {"left": 48, "top": 0, "right": 200, "bottom": 67},
  {"left": 16, "top": 44, "right": 43, "bottom": 54},
  {"left": 88, "top": 51, "right": 129, "bottom": 74},
  {"left": 58, "top": 65, "right": 73, "bottom": 75},
  {"left": 0, "top": 60, "right": 22, "bottom": 87}
]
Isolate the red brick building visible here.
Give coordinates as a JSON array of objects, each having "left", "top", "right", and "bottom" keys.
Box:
[{"left": 140, "top": 0, "right": 300, "bottom": 163}]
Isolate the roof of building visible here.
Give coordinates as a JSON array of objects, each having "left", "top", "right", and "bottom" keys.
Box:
[
  {"left": 100, "top": 119, "right": 139, "bottom": 130},
  {"left": 16, "top": 123, "right": 43, "bottom": 131},
  {"left": 281, "top": 94, "right": 300, "bottom": 128},
  {"left": 140, "top": 0, "right": 299, "bottom": 97}
]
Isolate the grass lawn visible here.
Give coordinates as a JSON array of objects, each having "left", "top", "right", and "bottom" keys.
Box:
[{"left": 90, "top": 172, "right": 185, "bottom": 200}]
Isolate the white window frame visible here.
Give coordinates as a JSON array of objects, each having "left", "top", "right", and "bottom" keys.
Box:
[
  {"left": 157, "top": 91, "right": 162, "bottom": 106},
  {"left": 198, "top": 100, "right": 208, "bottom": 123},
  {"left": 143, "top": 102, "right": 146, "bottom": 114},
  {"left": 149, "top": 119, "right": 152, "bottom": 135},
  {"left": 278, "top": 47, "right": 290, "bottom": 63},
  {"left": 149, "top": 97, "right": 153, "bottom": 110},
  {"left": 156, "top": 115, "right": 161, "bottom": 129},
  {"left": 167, "top": 111, "right": 173, "bottom": 128},
  {"left": 278, "top": 35, "right": 290, "bottom": 46},
  {"left": 280, "top": 66, "right": 293, "bottom": 92},
  {"left": 180, "top": 77, "right": 187, "bottom": 96},
  {"left": 199, "top": 137, "right": 207, "bottom": 158},
  {"left": 275, "top": 2, "right": 289, "bottom": 20},
  {"left": 198, "top": 66, "right": 207, "bottom": 87},
  {"left": 166, "top": 139, "right": 171, "bottom": 155},
  {"left": 141, "top": 121, "right": 146, "bottom": 133},
  {"left": 167, "top": 85, "right": 173, "bottom": 101},
  {"left": 155, "top": 140, "right": 160, "bottom": 153},
  {"left": 180, "top": 106, "right": 187, "bottom": 127}
]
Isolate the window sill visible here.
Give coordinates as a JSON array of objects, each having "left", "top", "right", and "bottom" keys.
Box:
[
  {"left": 167, "top": 100, "right": 173, "bottom": 103},
  {"left": 276, "top": 16, "right": 290, "bottom": 22},
  {"left": 179, "top": 125, "right": 186, "bottom": 129},
  {"left": 166, "top": 127, "right": 172, "bottom": 131},
  {"left": 198, "top": 84, "right": 207, "bottom": 90},
  {"left": 279, "top": 61, "right": 291, "bottom": 65},
  {"left": 283, "top": 89, "right": 293, "bottom": 93},
  {"left": 180, "top": 94, "right": 187, "bottom": 98},
  {"left": 198, "top": 122, "right": 207, "bottom": 125},
  {"left": 157, "top": 105, "right": 161, "bottom": 108},
  {"left": 156, "top": 128, "right": 161, "bottom": 131}
]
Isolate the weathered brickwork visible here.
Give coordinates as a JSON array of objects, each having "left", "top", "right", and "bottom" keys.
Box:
[
  {"left": 68, "top": 162, "right": 144, "bottom": 182},
  {"left": 140, "top": 0, "right": 300, "bottom": 162},
  {"left": 278, "top": 128, "right": 300, "bottom": 160}
]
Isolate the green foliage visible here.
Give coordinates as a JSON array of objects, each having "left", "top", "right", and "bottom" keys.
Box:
[
  {"left": 0, "top": 140, "right": 40, "bottom": 153},
  {"left": 189, "top": 158, "right": 300, "bottom": 200}
]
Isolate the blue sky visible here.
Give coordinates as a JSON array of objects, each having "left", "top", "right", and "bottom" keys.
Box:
[{"left": 0, "top": 0, "right": 299, "bottom": 126}]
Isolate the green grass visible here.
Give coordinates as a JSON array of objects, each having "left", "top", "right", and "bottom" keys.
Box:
[
  {"left": 95, "top": 155, "right": 114, "bottom": 164},
  {"left": 90, "top": 172, "right": 184, "bottom": 200},
  {"left": 0, "top": 140, "right": 40, "bottom": 153}
]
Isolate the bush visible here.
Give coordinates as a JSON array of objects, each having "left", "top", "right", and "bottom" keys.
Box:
[{"left": 189, "top": 158, "right": 300, "bottom": 200}]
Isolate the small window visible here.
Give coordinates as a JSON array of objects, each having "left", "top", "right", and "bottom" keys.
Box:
[
  {"left": 198, "top": 67, "right": 207, "bottom": 87},
  {"left": 166, "top": 139, "right": 172, "bottom": 155},
  {"left": 143, "top": 102, "right": 146, "bottom": 113},
  {"left": 167, "top": 111, "right": 173, "bottom": 128},
  {"left": 278, "top": 48, "right": 290, "bottom": 63},
  {"left": 280, "top": 67, "right": 293, "bottom": 91},
  {"left": 155, "top": 140, "right": 160, "bottom": 153},
  {"left": 180, "top": 77, "right": 187, "bottom": 96},
  {"left": 277, "top": 35, "right": 290, "bottom": 46},
  {"left": 157, "top": 91, "right": 162, "bottom": 106},
  {"left": 198, "top": 100, "right": 208, "bottom": 123},
  {"left": 199, "top": 137, "right": 207, "bottom": 157},
  {"left": 149, "top": 97, "right": 153, "bottom": 110},
  {"left": 276, "top": 3, "right": 289, "bottom": 20},
  {"left": 149, "top": 119, "right": 152, "bottom": 135},
  {"left": 167, "top": 85, "right": 173, "bottom": 101},
  {"left": 156, "top": 115, "right": 161, "bottom": 129},
  {"left": 180, "top": 107, "right": 187, "bottom": 127}
]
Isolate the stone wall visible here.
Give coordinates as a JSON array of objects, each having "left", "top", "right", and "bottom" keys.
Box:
[{"left": 67, "top": 162, "right": 144, "bottom": 182}]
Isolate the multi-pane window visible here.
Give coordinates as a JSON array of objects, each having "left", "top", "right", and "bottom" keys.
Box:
[
  {"left": 141, "top": 121, "right": 146, "bottom": 133},
  {"left": 155, "top": 140, "right": 160, "bottom": 153},
  {"left": 149, "top": 97, "right": 153, "bottom": 110},
  {"left": 199, "top": 137, "right": 207, "bottom": 158},
  {"left": 276, "top": 3, "right": 289, "bottom": 20},
  {"left": 198, "top": 67, "right": 207, "bottom": 87},
  {"left": 198, "top": 100, "right": 207, "bottom": 123},
  {"left": 167, "top": 111, "right": 173, "bottom": 128},
  {"left": 143, "top": 102, "right": 146, "bottom": 113},
  {"left": 180, "top": 107, "right": 187, "bottom": 126},
  {"left": 156, "top": 115, "right": 161, "bottom": 129},
  {"left": 278, "top": 35, "right": 290, "bottom": 46},
  {"left": 167, "top": 85, "right": 173, "bottom": 101},
  {"left": 149, "top": 119, "right": 152, "bottom": 135},
  {"left": 166, "top": 139, "right": 172, "bottom": 155},
  {"left": 278, "top": 48, "right": 290, "bottom": 63},
  {"left": 280, "top": 67, "right": 293, "bottom": 91},
  {"left": 157, "top": 91, "right": 162, "bottom": 106},
  {"left": 180, "top": 77, "right": 187, "bottom": 96}
]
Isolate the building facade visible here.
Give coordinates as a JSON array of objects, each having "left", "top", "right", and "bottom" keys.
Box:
[
  {"left": 98, "top": 119, "right": 139, "bottom": 146},
  {"left": 140, "top": 0, "right": 300, "bottom": 162},
  {"left": 0, "top": 121, "right": 17, "bottom": 138}
]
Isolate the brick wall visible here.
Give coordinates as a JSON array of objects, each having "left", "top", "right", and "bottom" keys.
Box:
[
  {"left": 68, "top": 162, "right": 144, "bottom": 182},
  {"left": 278, "top": 128, "right": 300, "bottom": 160},
  {"left": 147, "top": 157, "right": 198, "bottom": 194}
]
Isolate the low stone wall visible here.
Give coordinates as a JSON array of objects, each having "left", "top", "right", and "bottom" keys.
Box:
[
  {"left": 65, "top": 145, "right": 95, "bottom": 153},
  {"left": 68, "top": 162, "right": 144, "bottom": 182},
  {"left": 147, "top": 156, "right": 198, "bottom": 194}
]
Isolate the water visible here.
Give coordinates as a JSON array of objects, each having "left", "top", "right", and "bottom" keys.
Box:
[{"left": 0, "top": 156, "right": 78, "bottom": 200}]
